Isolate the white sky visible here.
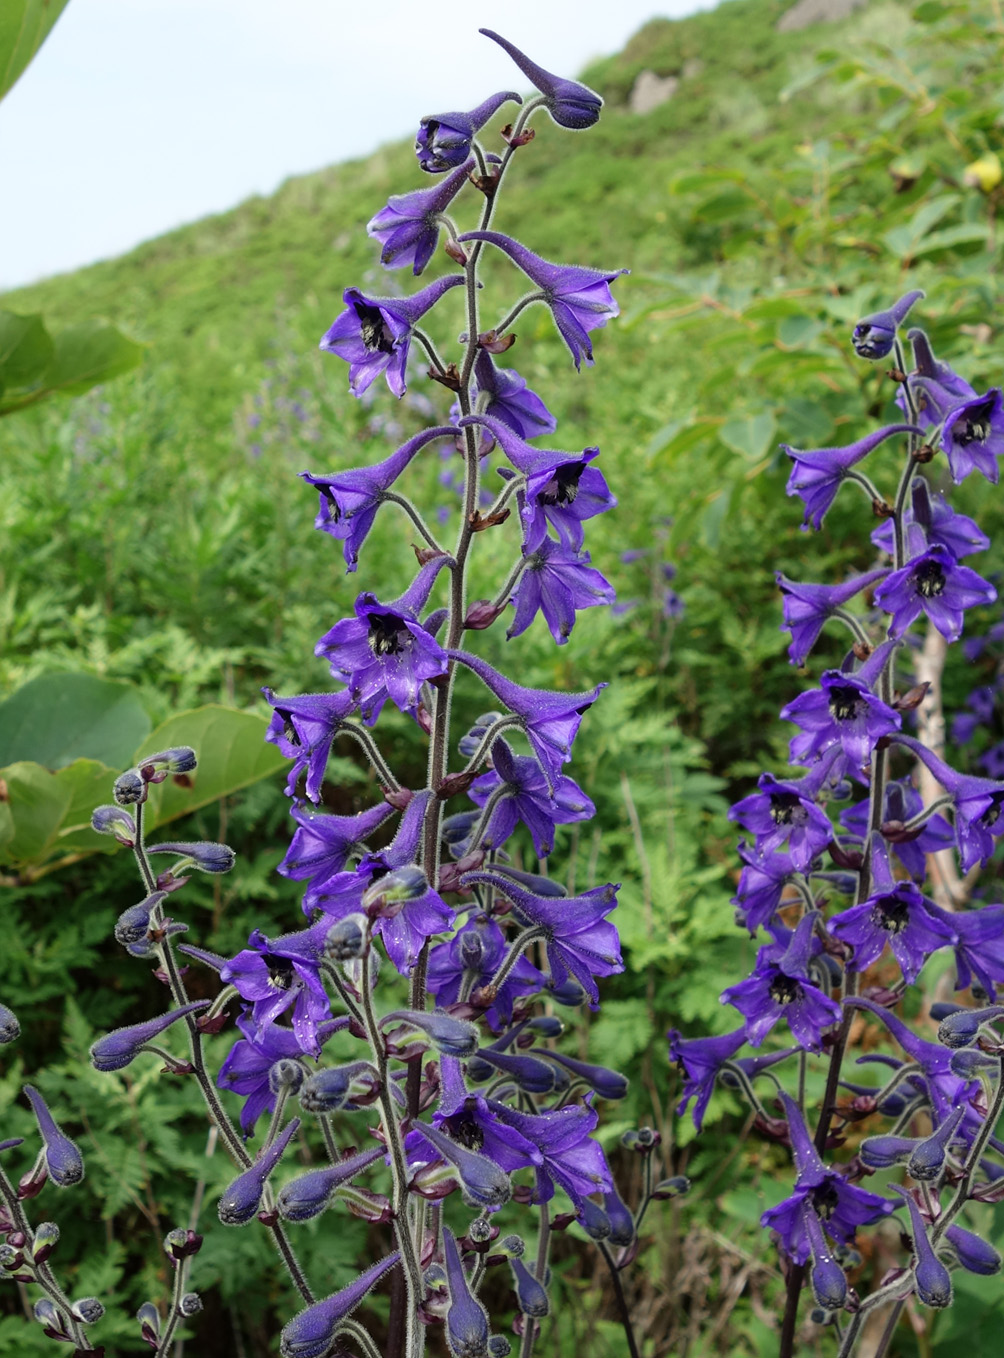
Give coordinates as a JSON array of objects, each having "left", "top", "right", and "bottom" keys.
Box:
[{"left": 0, "top": 0, "right": 716, "bottom": 290}]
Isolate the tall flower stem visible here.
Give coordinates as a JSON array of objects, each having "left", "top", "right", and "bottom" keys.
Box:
[
  {"left": 0, "top": 1166, "right": 90, "bottom": 1349},
  {"left": 598, "top": 1241, "right": 641, "bottom": 1358}
]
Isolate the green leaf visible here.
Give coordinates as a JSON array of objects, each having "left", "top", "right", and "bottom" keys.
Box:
[
  {"left": 0, "top": 0, "right": 70, "bottom": 103},
  {"left": 0, "top": 758, "right": 114, "bottom": 869},
  {"left": 909, "top": 222, "right": 989, "bottom": 256},
  {"left": 0, "top": 318, "right": 145, "bottom": 415},
  {"left": 135, "top": 705, "right": 286, "bottom": 830},
  {"left": 719, "top": 411, "right": 776, "bottom": 461},
  {"left": 0, "top": 310, "right": 53, "bottom": 387},
  {"left": 0, "top": 672, "right": 151, "bottom": 770}
]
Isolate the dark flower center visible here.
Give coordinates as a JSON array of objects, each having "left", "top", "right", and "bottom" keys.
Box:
[
  {"left": 872, "top": 894, "right": 910, "bottom": 934},
  {"left": 369, "top": 614, "right": 409, "bottom": 656},
  {"left": 957, "top": 398, "right": 995, "bottom": 446},
  {"left": 768, "top": 974, "right": 802, "bottom": 1006},
  {"left": 979, "top": 791, "right": 1004, "bottom": 828},
  {"left": 448, "top": 1119, "right": 484, "bottom": 1152},
  {"left": 355, "top": 301, "right": 395, "bottom": 355},
  {"left": 539, "top": 463, "right": 585, "bottom": 507},
  {"left": 277, "top": 709, "right": 300, "bottom": 746},
  {"left": 264, "top": 955, "right": 296, "bottom": 990},
  {"left": 770, "top": 792, "right": 803, "bottom": 827},
  {"left": 828, "top": 685, "right": 864, "bottom": 723},
  {"left": 914, "top": 560, "right": 946, "bottom": 598},
  {"left": 812, "top": 1182, "right": 840, "bottom": 1219},
  {"left": 320, "top": 488, "right": 342, "bottom": 522}
]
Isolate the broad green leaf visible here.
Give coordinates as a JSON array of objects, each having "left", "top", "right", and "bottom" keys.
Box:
[
  {"left": 777, "top": 314, "right": 823, "bottom": 348},
  {"left": 0, "top": 319, "right": 145, "bottom": 415},
  {"left": 0, "top": 0, "right": 70, "bottom": 103},
  {"left": 0, "top": 672, "right": 151, "bottom": 770},
  {"left": 135, "top": 705, "right": 285, "bottom": 830},
  {"left": 0, "top": 758, "right": 113, "bottom": 869},
  {"left": 702, "top": 484, "right": 733, "bottom": 548},
  {"left": 910, "top": 222, "right": 989, "bottom": 256},
  {"left": 0, "top": 311, "right": 52, "bottom": 386},
  {"left": 719, "top": 411, "right": 776, "bottom": 461},
  {"left": 652, "top": 417, "right": 723, "bottom": 465}
]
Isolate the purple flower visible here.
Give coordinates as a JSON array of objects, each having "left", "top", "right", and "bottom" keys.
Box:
[
  {"left": 427, "top": 913, "right": 545, "bottom": 1028},
  {"left": 457, "top": 230, "right": 627, "bottom": 370},
  {"left": 874, "top": 543, "right": 996, "bottom": 642},
  {"left": 463, "top": 869, "right": 622, "bottom": 1008},
  {"left": 90, "top": 1001, "right": 210, "bottom": 1073},
  {"left": 460, "top": 413, "right": 615, "bottom": 552},
  {"left": 846, "top": 996, "right": 976, "bottom": 1123},
  {"left": 319, "top": 274, "right": 464, "bottom": 397},
  {"left": 277, "top": 799, "right": 396, "bottom": 898},
  {"left": 720, "top": 913, "right": 842, "bottom": 1050},
  {"left": 898, "top": 328, "right": 976, "bottom": 433},
  {"left": 279, "top": 1253, "right": 399, "bottom": 1358},
  {"left": 263, "top": 688, "right": 355, "bottom": 802},
  {"left": 871, "top": 477, "right": 990, "bottom": 559},
  {"left": 480, "top": 29, "right": 603, "bottom": 129},
  {"left": 775, "top": 568, "right": 888, "bottom": 666},
  {"left": 895, "top": 733, "right": 1004, "bottom": 871},
  {"left": 508, "top": 537, "right": 615, "bottom": 645},
  {"left": 893, "top": 1188, "right": 952, "bottom": 1308},
  {"left": 928, "top": 904, "right": 1004, "bottom": 1000},
  {"left": 781, "top": 641, "right": 901, "bottom": 775},
  {"left": 668, "top": 1027, "right": 747, "bottom": 1130},
  {"left": 466, "top": 349, "right": 557, "bottom": 440},
  {"left": 942, "top": 388, "right": 1004, "bottom": 485},
  {"left": 315, "top": 556, "right": 451, "bottom": 724},
  {"left": 482, "top": 1100, "right": 613, "bottom": 1208},
  {"left": 367, "top": 159, "right": 473, "bottom": 274},
  {"left": 450, "top": 648, "right": 605, "bottom": 784},
  {"left": 829, "top": 842, "right": 953, "bottom": 983},
  {"left": 851, "top": 289, "right": 924, "bottom": 359},
  {"left": 761, "top": 1093, "right": 893, "bottom": 1264},
  {"left": 839, "top": 778, "right": 954, "bottom": 881},
  {"left": 415, "top": 90, "right": 519, "bottom": 172},
  {"left": 218, "top": 1013, "right": 346, "bottom": 1138},
  {"left": 727, "top": 753, "right": 838, "bottom": 870},
  {"left": 732, "top": 842, "right": 797, "bottom": 933},
  {"left": 442, "top": 1226, "right": 491, "bottom": 1355},
  {"left": 23, "top": 1087, "right": 84, "bottom": 1188},
  {"left": 218, "top": 1118, "right": 300, "bottom": 1225},
  {"left": 300, "top": 425, "right": 457, "bottom": 570},
  {"left": 468, "top": 739, "right": 594, "bottom": 857},
  {"left": 309, "top": 791, "right": 455, "bottom": 975},
  {"left": 784, "top": 423, "right": 919, "bottom": 530}
]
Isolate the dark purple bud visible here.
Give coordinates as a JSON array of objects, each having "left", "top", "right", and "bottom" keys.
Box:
[
  {"left": 218, "top": 1119, "right": 300, "bottom": 1225},
  {"left": 268, "top": 1060, "right": 305, "bottom": 1096},
  {"left": 951, "top": 1047, "right": 1000, "bottom": 1078},
  {"left": 652, "top": 1176, "right": 691, "bottom": 1200},
  {"left": 471, "top": 1048, "right": 556, "bottom": 1094},
  {"left": 443, "top": 1226, "right": 491, "bottom": 1356},
  {"left": 113, "top": 769, "right": 146, "bottom": 805},
  {"left": 419, "top": 1121, "right": 512, "bottom": 1208},
  {"left": 91, "top": 803, "right": 137, "bottom": 844},
  {"left": 324, "top": 913, "right": 368, "bottom": 960},
  {"left": 488, "top": 1339, "right": 512, "bottom": 1356},
  {"left": 602, "top": 1187, "right": 636, "bottom": 1247},
  {"left": 527, "top": 1016, "right": 563, "bottom": 1038},
  {"left": 944, "top": 1223, "right": 1002, "bottom": 1275},
  {"left": 277, "top": 1146, "right": 384, "bottom": 1222},
  {"left": 178, "top": 1293, "right": 203, "bottom": 1317},
  {"left": 23, "top": 1086, "right": 83, "bottom": 1187},
  {"left": 540, "top": 1051, "right": 627, "bottom": 1100},
  {"left": 299, "top": 1062, "right": 379, "bottom": 1114},
  {"left": 894, "top": 1188, "right": 952, "bottom": 1308},
  {"left": 930, "top": 1002, "right": 967, "bottom": 1022},
  {"left": 384, "top": 1009, "right": 479, "bottom": 1058},
  {"left": 280, "top": 1252, "right": 400, "bottom": 1357},
  {"left": 90, "top": 1001, "right": 209, "bottom": 1071},
  {"left": 0, "top": 1004, "right": 19, "bottom": 1045},
  {"left": 467, "top": 1217, "right": 496, "bottom": 1246},
  {"left": 32, "top": 1221, "right": 59, "bottom": 1262},
  {"left": 510, "top": 1255, "right": 549, "bottom": 1317},
  {"left": 805, "top": 1207, "right": 847, "bottom": 1312},
  {"left": 938, "top": 1005, "right": 1004, "bottom": 1047},
  {"left": 0, "top": 1242, "right": 24, "bottom": 1270},
  {"left": 141, "top": 746, "right": 197, "bottom": 774},
  {"left": 908, "top": 1107, "right": 964, "bottom": 1181},
  {"left": 859, "top": 1134, "right": 917, "bottom": 1170},
  {"left": 578, "top": 1197, "right": 611, "bottom": 1240},
  {"left": 114, "top": 891, "right": 167, "bottom": 946},
  {"left": 164, "top": 1227, "right": 203, "bottom": 1261},
  {"left": 33, "top": 1298, "right": 68, "bottom": 1335},
  {"left": 147, "top": 840, "right": 235, "bottom": 874},
  {"left": 137, "top": 1301, "right": 161, "bottom": 1345},
  {"left": 71, "top": 1297, "right": 105, "bottom": 1324},
  {"left": 362, "top": 865, "right": 429, "bottom": 917}
]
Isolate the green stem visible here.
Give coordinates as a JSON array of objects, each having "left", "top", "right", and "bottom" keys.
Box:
[{"left": 381, "top": 490, "right": 447, "bottom": 555}]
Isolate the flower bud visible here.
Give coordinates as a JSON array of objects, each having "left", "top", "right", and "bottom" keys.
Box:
[
  {"left": 578, "top": 1197, "right": 611, "bottom": 1240},
  {"left": 90, "top": 1001, "right": 209, "bottom": 1072},
  {"left": 33, "top": 1298, "right": 68, "bottom": 1334},
  {"left": 91, "top": 803, "right": 137, "bottom": 844},
  {"left": 907, "top": 1107, "right": 964, "bottom": 1182},
  {"left": 114, "top": 891, "right": 167, "bottom": 946},
  {"left": 526, "top": 1015, "right": 563, "bottom": 1039},
  {"left": 418, "top": 1121, "right": 511, "bottom": 1208},
  {"left": 276, "top": 1146, "right": 384, "bottom": 1222},
  {"left": 851, "top": 290, "right": 924, "bottom": 360},
  {"left": 938, "top": 1005, "right": 1004, "bottom": 1048},
  {"left": 653, "top": 1176, "right": 691, "bottom": 1200},
  {"left": 218, "top": 1119, "right": 300, "bottom": 1226},
  {"left": 458, "top": 713, "right": 506, "bottom": 758},
  {"left": 510, "top": 1256, "right": 549, "bottom": 1317},
  {"left": 944, "top": 1223, "right": 1002, "bottom": 1276},
  {"left": 70, "top": 1297, "right": 105, "bottom": 1324},
  {"left": 0, "top": 1003, "right": 19, "bottom": 1045},
  {"left": 0, "top": 1243, "right": 24, "bottom": 1270},
  {"left": 488, "top": 1339, "right": 512, "bottom": 1357},
  {"left": 280, "top": 1253, "right": 400, "bottom": 1358},
  {"left": 951, "top": 1047, "right": 1000, "bottom": 1078},
  {"left": 141, "top": 746, "right": 197, "bottom": 775},
  {"left": 467, "top": 1216, "right": 495, "bottom": 1245},
  {"left": 362, "top": 864, "right": 428, "bottom": 916},
  {"left": 113, "top": 769, "right": 146, "bottom": 805},
  {"left": 137, "top": 1301, "right": 161, "bottom": 1344},
  {"left": 298, "top": 1062, "right": 379, "bottom": 1114},
  {"left": 23, "top": 1086, "right": 83, "bottom": 1188},
  {"left": 269, "top": 1059, "right": 305, "bottom": 1096},
  {"left": 541, "top": 1051, "right": 627, "bottom": 1100},
  {"left": 602, "top": 1188, "right": 636, "bottom": 1247},
  {"left": 471, "top": 1048, "right": 556, "bottom": 1094},
  {"left": 164, "top": 1228, "right": 203, "bottom": 1261},
  {"left": 147, "top": 840, "right": 235, "bottom": 874},
  {"left": 894, "top": 1187, "right": 952, "bottom": 1308},
  {"left": 325, "top": 913, "right": 368, "bottom": 960},
  {"left": 805, "top": 1207, "right": 847, "bottom": 1312},
  {"left": 443, "top": 1227, "right": 491, "bottom": 1358},
  {"left": 858, "top": 1134, "right": 916, "bottom": 1171},
  {"left": 32, "top": 1221, "right": 59, "bottom": 1263},
  {"left": 384, "top": 1009, "right": 479, "bottom": 1058},
  {"left": 548, "top": 976, "right": 586, "bottom": 1007},
  {"left": 179, "top": 1292, "right": 204, "bottom": 1317}
]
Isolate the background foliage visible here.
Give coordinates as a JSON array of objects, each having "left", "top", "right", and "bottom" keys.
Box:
[{"left": 3, "top": 0, "right": 1004, "bottom": 1352}]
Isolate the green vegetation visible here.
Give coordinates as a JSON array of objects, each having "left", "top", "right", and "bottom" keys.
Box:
[{"left": 2, "top": 0, "right": 1004, "bottom": 1351}]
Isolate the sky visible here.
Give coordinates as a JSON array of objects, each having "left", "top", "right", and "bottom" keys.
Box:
[{"left": 0, "top": 0, "right": 716, "bottom": 291}]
